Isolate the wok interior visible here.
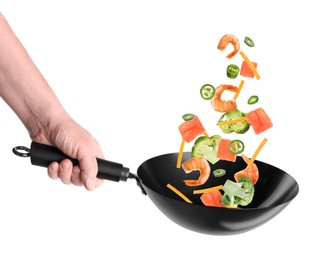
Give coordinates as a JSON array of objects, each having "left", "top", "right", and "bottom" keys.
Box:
[{"left": 138, "top": 152, "right": 299, "bottom": 209}]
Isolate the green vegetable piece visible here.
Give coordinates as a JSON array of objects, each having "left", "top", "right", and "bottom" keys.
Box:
[
  {"left": 248, "top": 95, "right": 259, "bottom": 105},
  {"left": 244, "top": 36, "right": 255, "bottom": 47},
  {"left": 213, "top": 169, "right": 226, "bottom": 177},
  {"left": 182, "top": 113, "right": 194, "bottom": 121},
  {"left": 226, "top": 64, "right": 239, "bottom": 79},
  {"left": 191, "top": 135, "right": 222, "bottom": 165},
  {"left": 200, "top": 84, "right": 215, "bottom": 100},
  {"left": 228, "top": 139, "right": 245, "bottom": 154},
  {"left": 218, "top": 109, "right": 250, "bottom": 134},
  {"left": 221, "top": 177, "right": 254, "bottom": 207},
  {"left": 237, "top": 177, "right": 255, "bottom": 206}
]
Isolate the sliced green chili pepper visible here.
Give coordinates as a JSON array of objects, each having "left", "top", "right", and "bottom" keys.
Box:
[
  {"left": 200, "top": 84, "right": 215, "bottom": 100},
  {"left": 244, "top": 36, "right": 255, "bottom": 47},
  {"left": 182, "top": 113, "right": 194, "bottom": 121},
  {"left": 228, "top": 139, "right": 245, "bottom": 154},
  {"left": 226, "top": 64, "right": 239, "bottom": 79},
  {"left": 248, "top": 95, "right": 259, "bottom": 105},
  {"left": 213, "top": 169, "right": 226, "bottom": 177}
]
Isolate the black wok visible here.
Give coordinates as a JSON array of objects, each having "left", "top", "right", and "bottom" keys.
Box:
[{"left": 13, "top": 142, "right": 299, "bottom": 235}]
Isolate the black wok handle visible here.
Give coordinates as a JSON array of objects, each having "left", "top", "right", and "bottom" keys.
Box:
[{"left": 29, "top": 142, "right": 130, "bottom": 182}]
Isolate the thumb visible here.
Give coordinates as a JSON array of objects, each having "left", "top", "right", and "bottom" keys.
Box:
[{"left": 79, "top": 153, "right": 98, "bottom": 191}]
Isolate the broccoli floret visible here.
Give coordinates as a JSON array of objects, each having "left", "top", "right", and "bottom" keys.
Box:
[
  {"left": 236, "top": 177, "right": 255, "bottom": 206},
  {"left": 191, "top": 135, "right": 221, "bottom": 164},
  {"left": 221, "top": 177, "right": 255, "bottom": 208},
  {"left": 218, "top": 109, "right": 250, "bottom": 134}
]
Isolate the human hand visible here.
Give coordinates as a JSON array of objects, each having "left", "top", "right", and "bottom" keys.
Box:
[
  {"left": 32, "top": 115, "right": 104, "bottom": 191},
  {"left": 0, "top": 13, "right": 103, "bottom": 190}
]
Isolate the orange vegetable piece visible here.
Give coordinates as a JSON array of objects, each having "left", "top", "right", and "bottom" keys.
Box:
[
  {"left": 246, "top": 108, "right": 273, "bottom": 134},
  {"left": 216, "top": 139, "right": 237, "bottom": 162},
  {"left": 234, "top": 155, "right": 259, "bottom": 185},
  {"left": 240, "top": 60, "right": 258, "bottom": 78},
  {"left": 178, "top": 115, "right": 205, "bottom": 143},
  {"left": 200, "top": 190, "right": 225, "bottom": 207},
  {"left": 167, "top": 184, "right": 192, "bottom": 204}
]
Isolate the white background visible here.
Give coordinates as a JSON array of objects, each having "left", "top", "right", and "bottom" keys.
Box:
[{"left": 0, "top": 1, "right": 317, "bottom": 259}]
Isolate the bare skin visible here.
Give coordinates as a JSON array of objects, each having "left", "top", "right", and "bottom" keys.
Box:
[{"left": 0, "top": 12, "right": 103, "bottom": 190}]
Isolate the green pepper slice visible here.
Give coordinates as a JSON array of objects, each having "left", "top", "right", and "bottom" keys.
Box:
[
  {"left": 213, "top": 169, "right": 226, "bottom": 177},
  {"left": 248, "top": 95, "right": 259, "bottom": 105},
  {"left": 244, "top": 36, "right": 255, "bottom": 47},
  {"left": 226, "top": 64, "right": 239, "bottom": 79},
  {"left": 228, "top": 139, "right": 245, "bottom": 154},
  {"left": 200, "top": 84, "right": 215, "bottom": 100},
  {"left": 182, "top": 113, "right": 194, "bottom": 121}
]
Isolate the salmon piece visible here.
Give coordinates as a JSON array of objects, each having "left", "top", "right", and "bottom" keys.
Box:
[
  {"left": 178, "top": 116, "right": 205, "bottom": 143},
  {"left": 216, "top": 139, "right": 237, "bottom": 162},
  {"left": 200, "top": 190, "right": 225, "bottom": 207},
  {"left": 240, "top": 60, "right": 258, "bottom": 78},
  {"left": 247, "top": 108, "right": 273, "bottom": 134}
]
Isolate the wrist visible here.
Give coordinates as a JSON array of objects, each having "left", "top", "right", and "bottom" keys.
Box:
[{"left": 26, "top": 101, "right": 70, "bottom": 144}]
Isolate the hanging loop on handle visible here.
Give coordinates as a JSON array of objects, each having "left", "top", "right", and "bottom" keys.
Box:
[{"left": 12, "top": 146, "right": 31, "bottom": 157}]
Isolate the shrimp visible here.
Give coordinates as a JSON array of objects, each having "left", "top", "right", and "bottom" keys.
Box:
[
  {"left": 217, "top": 34, "right": 240, "bottom": 59},
  {"left": 234, "top": 155, "right": 259, "bottom": 185},
  {"left": 211, "top": 84, "right": 238, "bottom": 112},
  {"left": 182, "top": 157, "right": 210, "bottom": 187}
]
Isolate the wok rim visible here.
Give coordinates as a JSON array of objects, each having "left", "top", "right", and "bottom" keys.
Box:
[{"left": 137, "top": 152, "right": 299, "bottom": 212}]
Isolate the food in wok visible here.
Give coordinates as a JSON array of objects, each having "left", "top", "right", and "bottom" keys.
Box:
[{"left": 173, "top": 34, "right": 281, "bottom": 210}]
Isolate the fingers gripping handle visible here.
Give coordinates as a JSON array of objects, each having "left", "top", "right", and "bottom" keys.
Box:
[{"left": 29, "top": 142, "right": 130, "bottom": 182}]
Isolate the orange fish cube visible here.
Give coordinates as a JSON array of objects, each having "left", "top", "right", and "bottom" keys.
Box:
[
  {"left": 217, "top": 139, "right": 237, "bottom": 162},
  {"left": 240, "top": 60, "right": 258, "bottom": 78},
  {"left": 200, "top": 190, "right": 225, "bottom": 207},
  {"left": 247, "top": 108, "right": 273, "bottom": 134},
  {"left": 178, "top": 116, "right": 205, "bottom": 143}
]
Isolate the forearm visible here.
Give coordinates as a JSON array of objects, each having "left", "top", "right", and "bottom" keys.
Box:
[{"left": 0, "top": 12, "right": 67, "bottom": 139}]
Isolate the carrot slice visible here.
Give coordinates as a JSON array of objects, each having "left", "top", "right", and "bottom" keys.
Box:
[
  {"left": 176, "top": 139, "right": 185, "bottom": 168},
  {"left": 240, "top": 51, "right": 261, "bottom": 80},
  {"left": 166, "top": 184, "right": 192, "bottom": 204},
  {"left": 218, "top": 117, "right": 247, "bottom": 126},
  {"left": 193, "top": 185, "right": 224, "bottom": 194},
  {"left": 233, "top": 80, "right": 245, "bottom": 100},
  {"left": 248, "top": 138, "right": 268, "bottom": 167}
]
